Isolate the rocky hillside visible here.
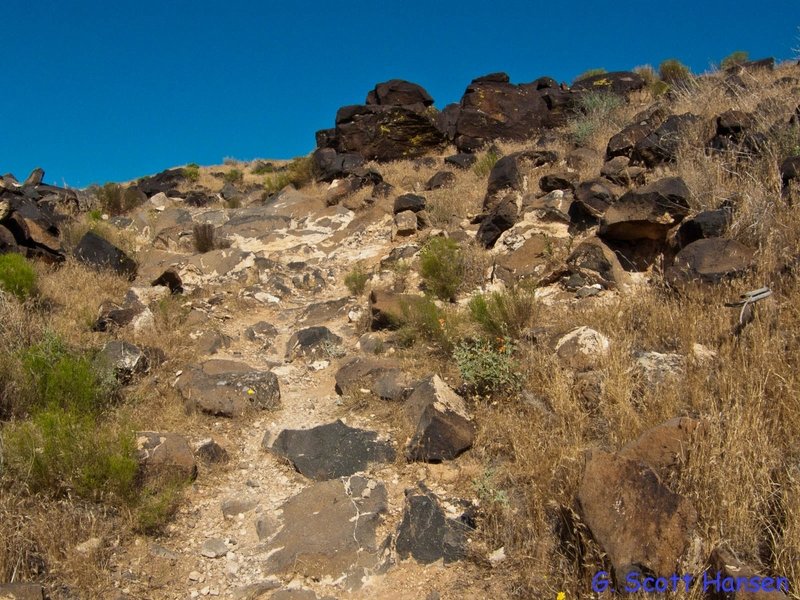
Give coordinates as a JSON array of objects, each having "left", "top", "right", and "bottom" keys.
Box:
[{"left": 1, "top": 58, "right": 799, "bottom": 600}]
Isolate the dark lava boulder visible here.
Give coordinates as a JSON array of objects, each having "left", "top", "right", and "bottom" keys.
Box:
[
  {"left": 632, "top": 113, "right": 710, "bottom": 167},
  {"left": 74, "top": 231, "right": 137, "bottom": 279},
  {"left": 600, "top": 177, "right": 691, "bottom": 242},
  {"left": 571, "top": 71, "right": 646, "bottom": 96},
  {"left": 312, "top": 148, "right": 365, "bottom": 182},
  {"left": 676, "top": 208, "right": 732, "bottom": 247},
  {"left": 333, "top": 104, "right": 447, "bottom": 161},
  {"left": 270, "top": 420, "right": 395, "bottom": 480},
  {"left": 476, "top": 194, "right": 519, "bottom": 248},
  {"left": 366, "top": 79, "right": 434, "bottom": 107}
]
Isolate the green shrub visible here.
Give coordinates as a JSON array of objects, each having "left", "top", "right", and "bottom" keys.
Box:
[
  {"left": 453, "top": 336, "right": 521, "bottom": 396},
  {"left": 568, "top": 91, "right": 624, "bottom": 146},
  {"left": 473, "top": 148, "right": 500, "bottom": 177},
  {"left": 135, "top": 479, "right": 185, "bottom": 533},
  {"left": 573, "top": 68, "right": 607, "bottom": 83},
  {"left": 251, "top": 161, "right": 276, "bottom": 175},
  {"left": 344, "top": 265, "right": 370, "bottom": 296},
  {"left": 468, "top": 286, "right": 536, "bottom": 339},
  {"left": 658, "top": 59, "right": 691, "bottom": 84},
  {"left": 419, "top": 237, "right": 464, "bottom": 301},
  {"left": 721, "top": 50, "right": 749, "bottom": 70},
  {"left": 182, "top": 163, "right": 200, "bottom": 182},
  {"left": 19, "top": 335, "right": 113, "bottom": 414},
  {"left": 263, "top": 156, "right": 316, "bottom": 195},
  {"left": 397, "top": 295, "right": 455, "bottom": 350},
  {"left": 0, "top": 254, "right": 37, "bottom": 301},
  {"left": 224, "top": 168, "right": 244, "bottom": 184},
  {"left": 2, "top": 407, "right": 138, "bottom": 499}
]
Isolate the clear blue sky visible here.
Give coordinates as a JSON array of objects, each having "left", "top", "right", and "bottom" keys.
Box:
[{"left": 3, "top": 1, "right": 798, "bottom": 187}]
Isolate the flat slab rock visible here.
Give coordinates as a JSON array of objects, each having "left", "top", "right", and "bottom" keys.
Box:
[
  {"left": 176, "top": 360, "right": 280, "bottom": 417},
  {"left": 265, "top": 475, "right": 387, "bottom": 580},
  {"left": 270, "top": 419, "right": 395, "bottom": 480},
  {"left": 396, "top": 486, "right": 473, "bottom": 564}
]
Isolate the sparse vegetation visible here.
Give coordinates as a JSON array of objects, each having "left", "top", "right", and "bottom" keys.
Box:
[
  {"left": 192, "top": 223, "right": 216, "bottom": 253},
  {"left": 0, "top": 253, "right": 37, "bottom": 301},
  {"left": 721, "top": 50, "right": 749, "bottom": 69},
  {"left": 453, "top": 336, "right": 521, "bottom": 396},
  {"left": 658, "top": 58, "right": 692, "bottom": 84},
  {"left": 568, "top": 90, "right": 624, "bottom": 146},
  {"left": 224, "top": 168, "right": 244, "bottom": 183},
  {"left": 573, "top": 67, "right": 607, "bottom": 83},
  {"left": 182, "top": 163, "right": 200, "bottom": 181},
  {"left": 344, "top": 264, "right": 370, "bottom": 296},
  {"left": 473, "top": 148, "right": 500, "bottom": 177},
  {"left": 263, "top": 156, "right": 316, "bottom": 195},
  {"left": 93, "top": 182, "right": 145, "bottom": 216},
  {"left": 419, "top": 236, "right": 464, "bottom": 301},
  {"left": 468, "top": 285, "right": 536, "bottom": 339}
]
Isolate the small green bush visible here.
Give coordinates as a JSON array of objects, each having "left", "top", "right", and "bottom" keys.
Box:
[
  {"left": 0, "top": 254, "right": 37, "bottom": 301},
  {"left": 568, "top": 91, "right": 623, "bottom": 146},
  {"left": 659, "top": 59, "right": 691, "bottom": 84},
  {"left": 397, "top": 295, "right": 455, "bottom": 350},
  {"left": 251, "top": 161, "right": 276, "bottom": 175},
  {"left": 224, "top": 168, "right": 244, "bottom": 184},
  {"left": 135, "top": 479, "right": 185, "bottom": 533},
  {"left": 263, "top": 156, "right": 316, "bottom": 195},
  {"left": 468, "top": 286, "right": 536, "bottom": 339},
  {"left": 573, "top": 68, "right": 607, "bottom": 83},
  {"left": 721, "top": 50, "right": 749, "bottom": 70},
  {"left": 419, "top": 237, "right": 464, "bottom": 301},
  {"left": 453, "top": 336, "right": 521, "bottom": 396},
  {"left": 182, "top": 163, "right": 200, "bottom": 182},
  {"left": 473, "top": 148, "right": 500, "bottom": 177},
  {"left": 344, "top": 265, "right": 370, "bottom": 296}
]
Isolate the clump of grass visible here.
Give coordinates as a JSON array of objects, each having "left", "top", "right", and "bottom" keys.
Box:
[
  {"left": 0, "top": 253, "right": 37, "bottom": 301},
  {"left": 659, "top": 58, "right": 692, "bottom": 84},
  {"left": 344, "top": 264, "right": 370, "bottom": 296},
  {"left": 419, "top": 236, "right": 464, "bottom": 301},
  {"left": 573, "top": 68, "right": 607, "bottom": 83},
  {"left": 182, "top": 163, "right": 200, "bottom": 182},
  {"left": 135, "top": 479, "right": 185, "bottom": 534},
  {"left": 251, "top": 161, "right": 275, "bottom": 175},
  {"left": 397, "top": 295, "right": 459, "bottom": 351},
  {"left": 567, "top": 90, "right": 624, "bottom": 146},
  {"left": 263, "top": 156, "right": 316, "bottom": 195},
  {"left": 192, "top": 223, "right": 216, "bottom": 253},
  {"left": 473, "top": 148, "right": 500, "bottom": 178},
  {"left": 468, "top": 285, "right": 537, "bottom": 339},
  {"left": 93, "top": 183, "right": 145, "bottom": 216},
  {"left": 224, "top": 168, "right": 244, "bottom": 184},
  {"left": 453, "top": 336, "right": 521, "bottom": 396},
  {"left": 721, "top": 50, "right": 749, "bottom": 70}
]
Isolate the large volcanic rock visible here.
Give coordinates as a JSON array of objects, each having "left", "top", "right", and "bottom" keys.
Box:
[
  {"left": 577, "top": 449, "right": 698, "bottom": 582},
  {"left": 269, "top": 420, "right": 395, "bottom": 480},
  {"left": 74, "top": 231, "right": 138, "bottom": 279},
  {"left": 443, "top": 73, "right": 572, "bottom": 152},
  {"left": 366, "top": 79, "right": 434, "bottom": 107},
  {"left": 600, "top": 177, "right": 691, "bottom": 242},
  {"left": 571, "top": 71, "right": 646, "bottom": 96},
  {"left": 666, "top": 238, "right": 754, "bottom": 284}
]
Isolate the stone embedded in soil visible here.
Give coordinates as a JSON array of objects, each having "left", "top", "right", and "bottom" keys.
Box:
[
  {"left": 334, "top": 357, "right": 412, "bottom": 400},
  {"left": 405, "top": 375, "right": 475, "bottom": 462},
  {"left": 195, "top": 438, "right": 229, "bottom": 464},
  {"left": 284, "top": 326, "right": 342, "bottom": 361},
  {"left": 136, "top": 431, "right": 197, "bottom": 482},
  {"left": 265, "top": 475, "right": 388, "bottom": 579},
  {"left": 94, "top": 340, "right": 148, "bottom": 383},
  {"left": 221, "top": 497, "right": 258, "bottom": 518},
  {"left": 395, "top": 486, "right": 473, "bottom": 564},
  {"left": 176, "top": 360, "right": 280, "bottom": 417},
  {"left": 620, "top": 416, "right": 704, "bottom": 481},
  {"left": 554, "top": 326, "right": 610, "bottom": 371},
  {"left": 666, "top": 238, "right": 754, "bottom": 285},
  {"left": 576, "top": 449, "right": 697, "bottom": 581},
  {"left": 270, "top": 419, "right": 395, "bottom": 481},
  {"left": 200, "top": 537, "right": 229, "bottom": 558},
  {"left": 74, "top": 230, "right": 138, "bottom": 279}
]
